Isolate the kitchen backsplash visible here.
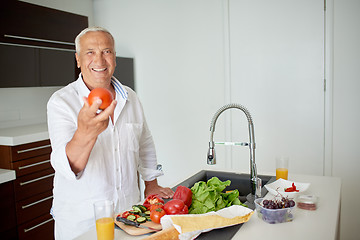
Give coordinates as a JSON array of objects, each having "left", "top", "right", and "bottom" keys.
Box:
[{"left": 0, "top": 87, "right": 61, "bottom": 129}]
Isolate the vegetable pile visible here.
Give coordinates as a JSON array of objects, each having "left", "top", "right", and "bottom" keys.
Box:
[
  {"left": 120, "top": 204, "right": 150, "bottom": 224},
  {"left": 189, "top": 177, "right": 246, "bottom": 214},
  {"left": 117, "top": 177, "right": 249, "bottom": 226}
]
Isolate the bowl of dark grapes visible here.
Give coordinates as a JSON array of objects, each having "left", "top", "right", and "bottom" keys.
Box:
[{"left": 254, "top": 197, "right": 296, "bottom": 224}]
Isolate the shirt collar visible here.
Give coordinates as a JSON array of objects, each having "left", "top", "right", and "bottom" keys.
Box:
[
  {"left": 75, "top": 73, "right": 128, "bottom": 101},
  {"left": 111, "top": 76, "right": 128, "bottom": 101}
]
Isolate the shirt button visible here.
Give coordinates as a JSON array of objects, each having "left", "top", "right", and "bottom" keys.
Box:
[{"left": 117, "top": 187, "right": 120, "bottom": 190}]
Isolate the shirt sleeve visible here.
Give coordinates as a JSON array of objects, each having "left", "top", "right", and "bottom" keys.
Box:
[
  {"left": 137, "top": 120, "right": 164, "bottom": 181},
  {"left": 47, "top": 91, "right": 80, "bottom": 181},
  {"left": 129, "top": 92, "right": 163, "bottom": 182}
]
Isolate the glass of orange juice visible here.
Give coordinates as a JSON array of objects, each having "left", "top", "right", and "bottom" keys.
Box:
[
  {"left": 94, "top": 200, "right": 114, "bottom": 240},
  {"left": 276, "top": 156, "right": 289, "bottom": 180}
]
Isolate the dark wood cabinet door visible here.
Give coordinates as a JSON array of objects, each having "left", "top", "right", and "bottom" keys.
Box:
[
  {"left": 1, "top": 0, "right": 87, "bottom": 50},
  {"left": 114, "top": 57, "right": 135, "bottom": 90},
  {"left": 0, "top": 44, "right": 38, "bottom": 87},
  {"left": 18, "top": 213, "right": 54, "bottom": 240},
  {"left": 0, "top": 181, "right": 18, "bottom": 239},
  {"left": 39, "top": 49, "right": 76, "bottom": 86}
]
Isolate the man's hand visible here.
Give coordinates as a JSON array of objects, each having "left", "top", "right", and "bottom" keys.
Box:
[
  {"left": 77, "top": 97, "right": 116, "bottom": 138},
  {"left": 66, "top": 97, "right": 117, "bottom": 174},
  {"left": 144, "top": 179, "right": 174, "bottom": 199}
]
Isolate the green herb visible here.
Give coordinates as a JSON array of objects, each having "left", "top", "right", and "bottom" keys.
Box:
[{"left": 189, "top": 177, "right": 247, "bottom": 214}]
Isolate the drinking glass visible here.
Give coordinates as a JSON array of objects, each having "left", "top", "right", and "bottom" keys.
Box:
[
  {"left": 94, "top": 200, "right": 114, "bottom": 240},
  {"left": 276, "top": 156, "right": 289, "bottom": 180}
]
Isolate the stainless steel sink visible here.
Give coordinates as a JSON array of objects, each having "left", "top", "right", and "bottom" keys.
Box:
[
  {"left": 171, "top": 170, "right": 275, "bottom": 240},
  {"left": 172, "top": 170, "right": 275, "bottom": 209}
]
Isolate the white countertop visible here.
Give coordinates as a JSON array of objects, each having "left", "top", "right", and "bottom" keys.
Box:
[
  {"left": 0, "top": 168, "right": 16, "bottom": 184},
  {"left": 75, "top": 172, "right": 341, "bottom": 240},
  {"left": 0, "top": 123, "right": 49, "bottom": 146}
]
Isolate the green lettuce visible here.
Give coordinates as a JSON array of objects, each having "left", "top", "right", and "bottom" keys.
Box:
[{"left": 189, "top": 177, "right": 247, "bottom": 214}]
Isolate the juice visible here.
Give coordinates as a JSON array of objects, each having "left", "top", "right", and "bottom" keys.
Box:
[
  {"left": 276, "top": 168, "right": 288, "bottom": 180},
  {"left": 96, "top": 217, "right": 114, "bottom": 240}
]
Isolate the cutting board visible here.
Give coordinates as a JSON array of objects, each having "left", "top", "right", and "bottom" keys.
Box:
[{"left": 114, "top": 216, "right": 162, "bottom": 236}]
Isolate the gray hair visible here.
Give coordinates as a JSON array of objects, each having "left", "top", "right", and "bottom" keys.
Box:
[{"left": 75, "top": 26, "right": 115, "bottom": 53}]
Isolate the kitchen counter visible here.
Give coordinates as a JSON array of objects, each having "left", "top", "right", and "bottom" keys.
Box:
[
  {"left": 0, "top": 168, "right": 16, "bottom": 184},
  {"left": 75, "top": 172, "right": 341, "bottom": 240},
  {"left": 0, "top": 123, "right": 49, "bottom": 146}
]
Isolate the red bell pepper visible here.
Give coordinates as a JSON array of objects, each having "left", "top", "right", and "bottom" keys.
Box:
[
  {"left": 173, "top": 185, "right": 193, "bottom": 207},
  {"left": 143, "top": 194, "right": 164, "bottom": 209},
  {"left": 284, "top": 182, "right": 299, "bottom": 192},
  {"left": 164, "top": 199, "right": 188, "bottom": 215}
]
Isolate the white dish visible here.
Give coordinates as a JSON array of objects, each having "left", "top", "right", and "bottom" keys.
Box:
[{"left": 264, "top": 178, "right": 310, "bottom": 198}]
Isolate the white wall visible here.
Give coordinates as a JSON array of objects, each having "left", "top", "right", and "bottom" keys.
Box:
[{"left": 332, "top": 0, "right": 360, "bottom": 239}]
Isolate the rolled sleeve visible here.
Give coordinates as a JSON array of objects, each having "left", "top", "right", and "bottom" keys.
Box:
[{"left": 47, "top": 85, "right": 82, "bottom": 181}]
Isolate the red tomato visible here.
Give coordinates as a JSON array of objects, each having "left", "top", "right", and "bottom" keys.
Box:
[
  {"left": 88, "top": 88, "right": 113, "bottom": 110},
  {"left": 150, "top": 208, "right": 166, "bottom": 224},
  {"left": 163, "top": 199, "right": 188, "bottom": 215},
  {"left": 150, "top": 202, "right": 164, "bottom": 212}
]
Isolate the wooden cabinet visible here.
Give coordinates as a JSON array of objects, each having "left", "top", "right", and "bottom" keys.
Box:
[
  {"left": 0, "top": 140, "right": 55, "bottom": 240},
  {"left": 0, "top": 0, "right": 87, "bottom": 87},
  {"left": 0, "top": 44, "right": 77, "bottom": 87},
  {"left": 0, "top": 181, "right": 18, "bottom": 240},
  {"left": 39, "top": 49, "right": 77, "bottom": 86},
  {"left": 0, "top": 44, "right": 38, "bottom": 87},
  {"left": 114, "top": 57, "right": 135, "bottom": 90},
  {"left": 0, "top": 0, "right": 88, "bottom": 50}
]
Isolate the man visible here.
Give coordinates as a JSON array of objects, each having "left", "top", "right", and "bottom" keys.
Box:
[{"left": 47, "top": 26, "right": 174, "bottom": 240}]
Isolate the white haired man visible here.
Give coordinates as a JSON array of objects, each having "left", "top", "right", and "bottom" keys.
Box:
[{"left": 47, "top": 26, "right": 174, "bottom": 239}]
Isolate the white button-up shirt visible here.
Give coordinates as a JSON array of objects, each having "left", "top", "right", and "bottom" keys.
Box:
[{"left": 47, "top": 75, "right": 163, "bottom": 240}]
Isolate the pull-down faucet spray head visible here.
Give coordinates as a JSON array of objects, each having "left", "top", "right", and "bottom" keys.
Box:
[{"left": 207, "top": 141, "right": 216, "bottom": 165}]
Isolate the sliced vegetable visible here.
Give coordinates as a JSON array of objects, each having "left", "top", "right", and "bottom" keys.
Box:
[
  {"left": 136, "top": 217, "right": 147, "bottom": 223},
  {"left": 129, "top": 210, "right": 140, "bottom": 215},
  {"left": 136, "top": 205, "right": 147, "bottom": 213},
  {"left": 164, "top": 199, "right": 188, "bottom": 215},
  {"left": 285, "top": 182, "right": 299, "bottom": 192},
  {"left": 143, "top": 194, "right": 165, "bottom": 209},
  {"left": 173, "top": 185, "right": 192, "bottom": 207},
  {"left": 126, "top": 215, "right": 136, "bottom": 221},
  {"left": 121, "top": 211, "right": 130, "bottom": 218}
]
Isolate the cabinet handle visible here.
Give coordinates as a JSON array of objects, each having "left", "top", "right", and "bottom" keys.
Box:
[
  {"left": 22, "top": 195, "right": 53, "bottom": 209},
  {"left": 24, "top": 218, "right": 54, "bottom": 233},
  {"left": 17, "top": 144, "right": 51, "bottom": 154},
  {"left": 20, "top": 173, "right": 55, "bottom": 186},
  {"left": 4, "top": 34, "right": 75, "bottom": 46},
  {"left": 18, "top": 160, "right": 50, "bottom": 170}
]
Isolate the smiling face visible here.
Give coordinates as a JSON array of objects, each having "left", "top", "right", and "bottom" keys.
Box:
[{"left": 75, "top": 31, "right": 116, "bottom": 89}]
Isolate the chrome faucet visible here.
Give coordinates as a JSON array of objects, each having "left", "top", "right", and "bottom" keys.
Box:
[{"left": 207, "top": 103, "right": 261, "bottom": 197}]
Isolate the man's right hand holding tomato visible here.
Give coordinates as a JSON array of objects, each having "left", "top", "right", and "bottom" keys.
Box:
[{"left": 65, "top": 96, "right": 117, "bottom": 174}]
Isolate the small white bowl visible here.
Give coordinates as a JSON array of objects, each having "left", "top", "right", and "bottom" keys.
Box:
[{"left": 264, "top": 178, "right": 310, "bottom": 198}]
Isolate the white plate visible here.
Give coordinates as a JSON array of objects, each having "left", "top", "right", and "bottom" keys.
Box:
[{"left": 264, "top": 178, "right": 310, "bottom": 198}]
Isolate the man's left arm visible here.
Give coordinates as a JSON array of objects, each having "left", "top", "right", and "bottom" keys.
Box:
[{"left": 138, "top": 120, "right": 174, "bottom": 199}]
